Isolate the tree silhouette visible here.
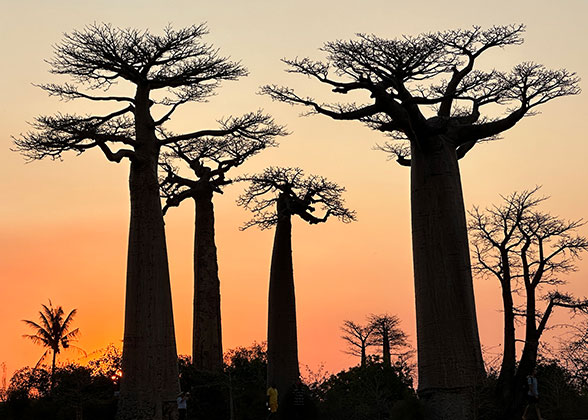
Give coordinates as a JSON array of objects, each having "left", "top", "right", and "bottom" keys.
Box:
[
  {"left": 22, "top": 301, "right": 81, "bottom": 391},
  {"left": 469, "top": 188, "right": 588, "bottom": 418},
  {"left": 160, "top": 112, "right": 286, "bottom": 372},
  {"left": 340, "top": 320, "right": 376, "bottom": 368},
  {"left": 238, "top": 167, "right": 355, "bottom": 412},
  {"left": 559, "top": 322, "right": 588, "bottom": 391},
  {"left": 13, "top": 24, "right": 248, "bottom": 420},
  {"left": 87, "top": 343, "right": 123, "bottom": 386},
  {"left": 262, "top": 24, "right": 580, "bottom": 417},
  {"left": 368, "top": 314, "right": 408, "bottom": 368}
]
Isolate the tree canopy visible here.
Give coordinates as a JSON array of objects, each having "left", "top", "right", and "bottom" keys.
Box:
[
  {"left": 237, "top": 167, "right": 356, "bottom": 229},
  {"left": 262, "top": 24, "right": 580, "bottom": 163},
  {"left": 13, "top": 23, "right": 248, "bottom": 163}
]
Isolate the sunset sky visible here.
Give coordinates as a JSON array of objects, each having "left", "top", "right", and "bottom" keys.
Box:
[{"left": 1, "top": 0, "right": 588, "bottom": 383}]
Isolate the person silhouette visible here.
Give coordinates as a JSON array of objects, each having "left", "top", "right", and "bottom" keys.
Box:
[
  {"left": 522, "top": 368, "right": 543, "bottom": 420},
  {"left": 267, "top": 383, "right": 278, "bottom": 418},
  {"left": 177, "top": 391, "right": 189, "bottom": 420}
]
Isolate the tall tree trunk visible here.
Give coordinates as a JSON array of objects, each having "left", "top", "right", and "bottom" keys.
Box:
[
  {"left": 382, "top": 329, "right": 391, "bottom": 368},
  {"left": 118, "top": 88, "right": 180, "bottom": 420},
  {"left": 497, "top": 252, "right": 516, "bottom": 408},
  {"left": 360, "top": 345, "right": 367, "bottom": 368},
  {"left": 508, "top": 285, "right": 540, "bottom": 420},
  {"left": 410, "top": 137, "right": 485, "bottom": 420},
  {"left": 50, "top": 348, "right": 56, "bottom": 392},
  {"left": 267, "top": 196, "right": 299, "bottom": 412},
  {"left": 192, "top": 193, "right": 223, "bottom": 371}
]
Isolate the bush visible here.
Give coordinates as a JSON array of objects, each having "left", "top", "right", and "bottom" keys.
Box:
[
  {"left": 313, "top": 360, "right": 421, "bottom": 420},
  {"left": 0, "top": 365, "right": 117, "bottom": 420},
  {"left": 177, "top": 342, "right": 268, "bottom": 420}
]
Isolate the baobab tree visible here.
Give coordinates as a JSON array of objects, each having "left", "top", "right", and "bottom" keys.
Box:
[
  {"left": 262, "top": 24, "right": 580, "bottom": 418},
  {"left": 340, "top": 320, "right": 376, "bottom": 368},
  {"left": 341, "top": 315, "right": 407, "bottom": 368},
  {"left": 368, "top": 314, "right": 408, "bottom": 368},
  {"left": 13, "top": 24, "right": 252, "bottom": 420},
  {"left": 469, "top": 188, "right": 588, "bottom": 418},
  {"left": 22, "top": 301, "right": 81, "bottom": 391},
  {"left": 160, "top": 112, "right": 286, "bottom": 372},
  {"left": 237, "top": 167, "right": 355, "bottom": 412}
]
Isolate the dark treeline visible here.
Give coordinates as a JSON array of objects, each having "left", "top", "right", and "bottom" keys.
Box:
[{"left": 4, "top": 341, "right": 588, "bottom": 420}]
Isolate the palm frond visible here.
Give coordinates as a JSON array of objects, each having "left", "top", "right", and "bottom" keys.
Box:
[{"left": 33, "top": 349, "right": 51, "bottom": 369}]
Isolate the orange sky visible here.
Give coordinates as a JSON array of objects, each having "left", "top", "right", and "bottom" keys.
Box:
[{"left": 1, "top": 0, "right": 588, "bottom": 383}]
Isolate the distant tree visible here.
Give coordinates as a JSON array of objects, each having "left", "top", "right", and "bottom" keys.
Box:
[
  {"left": 238, "top": 167, "right": 355, "bottom": 412},
  {"left": 13, "top": 23, "right": 249, "bottom": 419},
  {"left": 22, "top": 301, "right": 81, "bottom": 391},
  {"left": 368, "top": 314, "right": 408, "bottom": 368},
  {"left": 263, "top": 24, "right": 579, "bottom": 418},
  {"left": 161, "top": 113, "right": 285, "bottom": 372},
  {"left": 469, "top": 188, "right": 588, "bottom": 417},
  {"left": 340, "top": 320, "right": 376, "bottom": 368}
]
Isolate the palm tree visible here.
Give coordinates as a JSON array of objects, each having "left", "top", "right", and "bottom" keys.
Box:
[{"left": 23, "top": 301, "right": 81, "bottom": 390}]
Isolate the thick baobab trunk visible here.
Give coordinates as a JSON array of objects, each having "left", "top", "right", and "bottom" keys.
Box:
[
  {"left": 267, "top": 197, "right": 300, "bottom": 411},
  {"left": 360, "top": 345, "right": 367, "bottom": 368},
  {"left": 118, "top": 88, "right": 180, "bottom": 420},
  {"left": 410, "top": 137, "right": 485, "bottom": 419},
  {"left": 192, "top": 193, "right": 223, "bottom": 371}
]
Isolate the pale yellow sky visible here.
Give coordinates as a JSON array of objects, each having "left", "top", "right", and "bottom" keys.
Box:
[{"left": 1, "top": 0, "right": 587, "bottom": 380}]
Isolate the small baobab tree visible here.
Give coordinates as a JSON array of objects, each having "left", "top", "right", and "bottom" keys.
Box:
[
  {"left": 23, "top": 301, "right": 81, "bottom": 391},
  {"left": 262, "top": 24, "right": 580, "bottom": 418},
  {"left": 237, "top": 167, "right": 355, "bottom": 410},
  {"left": 340, "top": 320, "right": 376, "bottom": 368},
  {"left": 368, "top": 313, "right": 408, "bottom": 368},
  {"left": 160, "top": 112, "right": 286, "bottom": 372},
  {"left": 469, "top": 187, "right": 588, "bottom": 418},
  {"left": 13, "top": 23, "right": 250, "bottom": 420}
]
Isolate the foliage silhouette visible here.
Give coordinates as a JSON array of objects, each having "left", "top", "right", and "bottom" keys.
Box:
[
  {"left": 177, "top": 342, "right": 268, "bottom": 420},
  {"left": 2, "top": 364, "right": 117, "bottom": 420},
  {"left": 86, "top": 344, "right": 123, "bottom": 388},
  {"left": 558, "top": 321, "right": 588, "bottom": 390},
  {"left": 314, "top": 359, "right": 419, "bottom": 420}
]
